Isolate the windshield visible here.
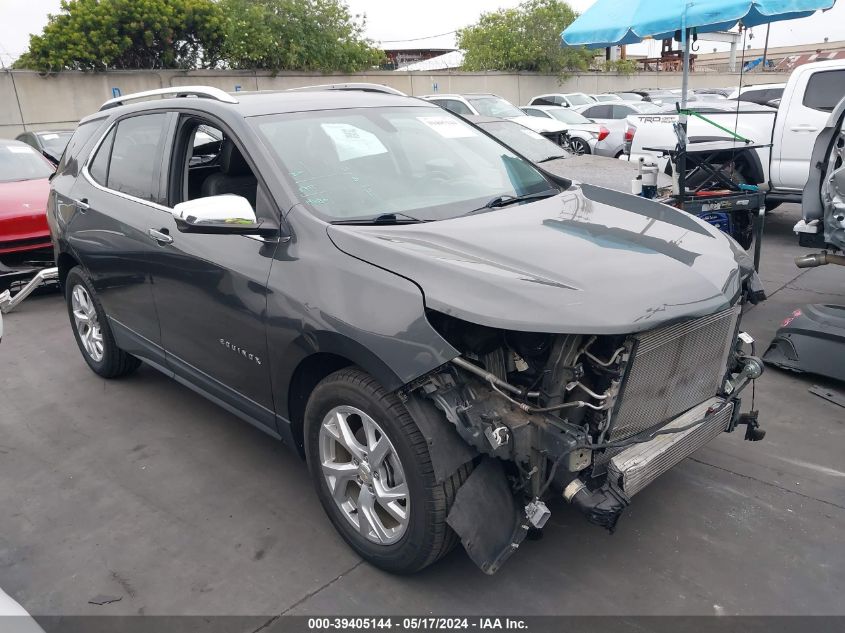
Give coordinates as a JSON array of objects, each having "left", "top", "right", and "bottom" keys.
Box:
[
  {"left": 593, "top": 95, "right": 621, "bottom": 102},
  {"left": 476, "top": 121, "right": 570, "bottom": 163},
  {"left": 36, "top": 132, "right": 73, "bottom": 159},
  {"left": 615, "top": 92, "right": 643, "bottom": 101},
  {"left": 564, "top": 94, "right": 594, "bottom": 106},
  {"left": 0, "top": 143, "right": 54, "bottom": 182},
  {"left": 467, "top": 96, "right": 525, "bottom": 118},
  {"left": 251, "top": 106, "right": 555, "bottom": 222},
  {"left": 547, "top": 109, "right": 592, "bottom": 125}
]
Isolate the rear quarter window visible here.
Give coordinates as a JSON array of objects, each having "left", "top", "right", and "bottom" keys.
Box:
[
  {"left": 803, "top": 70, "right": 845, "bottom": 112},
  {"left": 57, "top": 118, "right": 106, "bottom": 175}
]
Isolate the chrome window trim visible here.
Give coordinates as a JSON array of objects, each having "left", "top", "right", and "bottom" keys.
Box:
[
  {"left": 81, "top": 118, "right": 173, "bottom": 215},
  {"left": 81, "top": 116, "right": 280, "bottom": 244}
]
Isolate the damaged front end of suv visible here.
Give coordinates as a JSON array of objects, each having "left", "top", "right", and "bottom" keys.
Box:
[
  {"left": 331, "top": 185, "right": 768, "bottom": 575},
  {"left": 407, "top": 306, "right": 764, "bottom": 573}
]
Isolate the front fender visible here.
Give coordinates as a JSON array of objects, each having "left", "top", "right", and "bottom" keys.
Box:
[{"left": 267, "top": 206, "right": 459, "bottom": 421}]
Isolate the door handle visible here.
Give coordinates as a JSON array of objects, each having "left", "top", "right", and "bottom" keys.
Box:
[
  {"left": 148, "top": 228, "right": 173, "bottom": 245},
  {"left": 73, "top": 197, "right": 89, "bottom": 212},
  {"left": 790, "top": 125, "right": 818, "bottom": 132}
]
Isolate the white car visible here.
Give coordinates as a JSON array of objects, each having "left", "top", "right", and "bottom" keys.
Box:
[
  {"left": 527, "top": 92, "right": 596, "bottom": 108},
  {"left": 420, "top": 93, "right": 570, "bottom": 144},
  {"left": 728, "top": 82, "right": 786, "bottom": 106},
  {"left": 626, "top": 59, "right": 845, "bottom": 207},
  {"left": 520, "top": 105, "right": 607, "bottom": 155},
  {"left": 574, "top": 101, "right": 661, "bottom": 157}
]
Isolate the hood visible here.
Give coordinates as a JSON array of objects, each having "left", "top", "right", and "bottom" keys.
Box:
[
  {"left": 328, "top": 184, "right": 755, "bottom": 335},
  {"left": 803, "top": 95, "right": 845, "bottom": 251},
  {"left": 507, "top": 115, "right": 568, "bottom": 134},
  {"left": 567, "top": 123, "right": 601, "bottom": 135},
  {"left": 0, "top": 178, "right": 50, "bottom": 241}
]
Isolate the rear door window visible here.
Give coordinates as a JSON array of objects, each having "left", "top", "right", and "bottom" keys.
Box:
[
  {"left": 611, "top": 105, "right": 634, "bottom": 119},
  {"left": 803, "top": 70, "right": 845, "bottom": 112},
  {"left": 584, "top": 105, "right": 612, "bottom": 119},
  {"left": 106, "top": 113, "right": 169, "bottom": 202}
]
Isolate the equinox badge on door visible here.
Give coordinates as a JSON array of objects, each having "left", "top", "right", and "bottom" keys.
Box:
[{"left": 220, "top": 338, "right": 262, "bottom": 365}]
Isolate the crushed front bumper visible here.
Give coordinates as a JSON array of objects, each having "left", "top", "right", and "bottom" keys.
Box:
[{"left": 608, "top": 397, "right": 733, "bottom": 497}]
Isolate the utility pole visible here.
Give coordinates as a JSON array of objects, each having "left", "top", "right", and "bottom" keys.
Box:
[
  {"left": 761, "top": 23, "right": 771, "bottom": 70},
  {"left": 0, "top": 52, "right": 27, "bottom": 132}
]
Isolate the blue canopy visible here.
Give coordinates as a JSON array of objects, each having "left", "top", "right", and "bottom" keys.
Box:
[{"left": 562, "top": 0, "right": 836, "bottom": 49}]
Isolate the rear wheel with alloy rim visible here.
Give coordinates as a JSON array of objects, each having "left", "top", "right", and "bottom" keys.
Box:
[
  {"left": 305, "top": 368, "right": 473, "bottom": 573},
  {"left": 568, "top": 138, "right": 590, "bottom": 155},
  {"left": 65, "top": 266, "right": 141, "bottom": 378}
]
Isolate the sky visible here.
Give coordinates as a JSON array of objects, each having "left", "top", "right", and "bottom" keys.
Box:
[{"left": 1, "top": 0, "right": 844, "bottom": 66}]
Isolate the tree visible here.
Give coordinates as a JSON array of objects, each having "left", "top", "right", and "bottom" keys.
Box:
[
  {"left": 457, "top": 0, "right": 591, "bottom": 73},
  {"left": 220, "top": 0, "right": 384, "bottom": 72},
  {"left": 13, "top": 0, "right": 226, "bottom": 71}
]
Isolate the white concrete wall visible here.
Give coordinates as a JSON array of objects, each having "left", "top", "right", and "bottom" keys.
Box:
[{"left": 0, "top": 69, "right": 791, "bottom": 138}]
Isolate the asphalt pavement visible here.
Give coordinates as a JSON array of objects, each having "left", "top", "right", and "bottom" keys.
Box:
[{"left": 0, "top": 204, "right": 843, "bottom": 620}]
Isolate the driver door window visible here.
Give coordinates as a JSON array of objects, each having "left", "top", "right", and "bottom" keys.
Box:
[{"left": 173, "top": 119, "right": 258, "bottom": 209}]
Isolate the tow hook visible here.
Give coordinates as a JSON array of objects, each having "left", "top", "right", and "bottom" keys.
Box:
[{"left": 735, "top": 410, "right": 766, "bottom": 441}]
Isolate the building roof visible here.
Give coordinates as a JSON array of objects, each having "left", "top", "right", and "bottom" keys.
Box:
[
  {"left": 696, "top": 39, "right": 845, "bottom": 66},
  {"left": 394, "top": 50, "right": 465, "bottom": 72}
]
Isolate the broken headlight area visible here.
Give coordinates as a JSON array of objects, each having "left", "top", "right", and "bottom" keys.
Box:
[{"left": 404, "top": 309, "right": 765, "bottom": 574}]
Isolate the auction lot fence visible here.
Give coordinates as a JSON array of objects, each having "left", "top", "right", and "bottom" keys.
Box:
[{"left": 0, "top": 68, "right": 791, "bottom": 138}]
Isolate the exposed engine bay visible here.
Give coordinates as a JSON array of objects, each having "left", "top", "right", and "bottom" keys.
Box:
[{"left": 404, "top": 305, "right": 766, "bottom": 574}]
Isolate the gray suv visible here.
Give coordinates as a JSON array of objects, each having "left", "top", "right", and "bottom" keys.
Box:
[{"left": 49, "top": 86, "right": 767, "bottom": 574}]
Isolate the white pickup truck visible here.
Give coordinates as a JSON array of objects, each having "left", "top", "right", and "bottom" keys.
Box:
[{"left": 626, "top": 59, "right": 845, "bottom": 207}]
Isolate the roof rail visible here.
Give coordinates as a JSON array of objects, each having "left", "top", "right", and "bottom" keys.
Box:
[
  {"left": 99, "top": 86, "right": 238, "bottom": 111},
  {"left": 286, "top": 83, "right": 407, "bottom": 96}
]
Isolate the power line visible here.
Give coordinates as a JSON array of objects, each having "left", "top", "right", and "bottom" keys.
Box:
[{"left": 376, "top": 30, "right": 457, "bottom": 44}]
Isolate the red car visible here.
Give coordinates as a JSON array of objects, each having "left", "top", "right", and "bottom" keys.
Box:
[{"left": 0, "top": 139, "right": 55, "bottom": 264}]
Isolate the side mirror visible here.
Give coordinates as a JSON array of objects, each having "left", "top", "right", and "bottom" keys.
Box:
[{"left": 172, "top": 195, "right": 276, "bottom": 236}]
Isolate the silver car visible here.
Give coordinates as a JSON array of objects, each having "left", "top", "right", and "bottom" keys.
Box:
[
  {"left": 520, "top": 105, "right": 606, "bottom": 155},
  {"left": 575, "top": 101, "right": 661, "bottom": 157}
]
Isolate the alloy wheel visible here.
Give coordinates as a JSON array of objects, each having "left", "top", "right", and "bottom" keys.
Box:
[
  {"left": 319, "top": 405, "right": 410, "bottom": 545},
  {"left": 71, "top": 284, "right": 104, "bottom": 362},
  {"left": 569, "top": 138, "right": 588, "bottom": 155}
]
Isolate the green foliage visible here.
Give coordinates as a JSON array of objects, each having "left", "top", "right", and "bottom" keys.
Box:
[
  {"left": 457, "top": 0, "right": 591, "bottom": 73},
  {"left": 14, "top": 0, "right": 226, "bottom": 71},
  {"left": 599, "top": 59, "right": 638, "bottom": 75},
  {"left": 220, "top": 0, "right": 385, "bottom": 72}
]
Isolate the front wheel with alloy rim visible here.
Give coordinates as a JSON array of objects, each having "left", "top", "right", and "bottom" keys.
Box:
[
  {"left": 305, "top": 368, "right": 472, "bottom": 574},
  {"left": 65, "top": 266, "right": 141, "bottom": 378}
]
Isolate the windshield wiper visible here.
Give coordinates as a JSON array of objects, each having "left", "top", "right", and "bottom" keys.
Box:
[
  {"left": 332, "top": 212, "right": 427, "bottom": 225},
  {"left": 537, "top": 155, "right": 569, "bottom": 163},
  {"left": 468, "top": 190, "right": 559, "bottom": 214}
]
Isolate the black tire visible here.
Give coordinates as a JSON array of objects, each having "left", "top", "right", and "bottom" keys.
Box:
[
  {"left": 65, "top": 266, "right": 141, "bottom": 378},
  {"left": 304, "top": 367, "right": 472, "bottom": 574}
]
